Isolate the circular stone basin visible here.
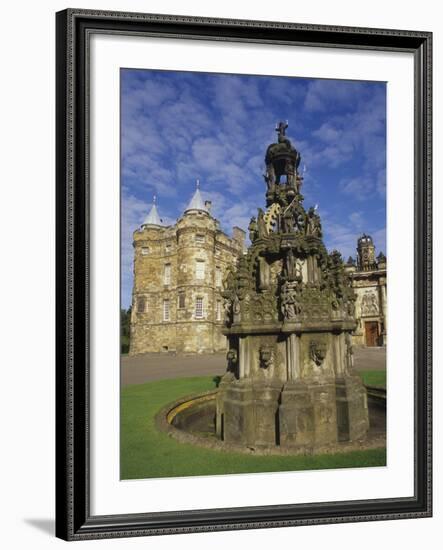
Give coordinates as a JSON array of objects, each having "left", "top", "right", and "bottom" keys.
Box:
[
  {"left": 156, "top": 388, "right": 386, "bottom": 455},
  {"left": 166, "top": 391, "right": 217, "bottom": 439}
]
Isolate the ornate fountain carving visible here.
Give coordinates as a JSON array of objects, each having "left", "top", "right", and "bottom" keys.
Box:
[{"left": 216, "top": 122, "right": 369, "bottom": 449}]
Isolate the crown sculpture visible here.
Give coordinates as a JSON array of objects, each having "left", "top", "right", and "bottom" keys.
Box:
[{"left": 216, "top": 122, "right": 369, "bottom": 450}]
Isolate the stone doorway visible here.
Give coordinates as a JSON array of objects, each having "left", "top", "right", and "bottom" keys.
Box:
[{"left": 365, "top": 321, "right": 379, "bottom": 347}]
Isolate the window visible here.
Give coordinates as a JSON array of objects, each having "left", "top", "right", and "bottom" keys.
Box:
[
  {"left": 164, "top": 263, "right": 171, "bottom": 285},
  {"left": 215, "top": 266, "right": 222, "bottom": 288},
  {"left": 216, "top": 300, "right": 222, "bottom": 321},
  {"left": 141, "top": 247, "right": 149, "bottom": 256},
  {"left": 165, "top": 243, "right": 172, "bottom": 253},
  {"left": 136, "top": 296, "right": 146, "bottom": 314},
  {"left": 163, "top": 299, "right": 170, "bottom": 321},
  {"left": 178, "top": 292, "right": 185, "bottom": 309},
  {"left": 195, "top": 297, "right": 203, "bottom": 319},
  {"left": 195, "top": 234, "right": 205, "bottom": 244},
  {"left": 195, "top": 260, "right": 205, "bottom": 280}
]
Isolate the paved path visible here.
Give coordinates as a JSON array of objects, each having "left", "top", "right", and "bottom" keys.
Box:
[{"left": 122, "top": 346, "right": 386, "bottom": 386}]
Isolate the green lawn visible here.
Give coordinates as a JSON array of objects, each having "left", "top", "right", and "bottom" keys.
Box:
[
  {"left": 121, "top": 375, "right": 386, "bottom": 480},
  {"left": 358, "top": 370, "right": 386, "bottom": 388}
]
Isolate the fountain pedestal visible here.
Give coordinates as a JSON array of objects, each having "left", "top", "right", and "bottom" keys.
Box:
[{"left": 216, "top": 122, "right": 369, "bottom": 450}]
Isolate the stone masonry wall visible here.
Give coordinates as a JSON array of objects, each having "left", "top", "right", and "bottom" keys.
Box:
[{"left": 129, "top": 211, "right": 244, "bottom": 355}]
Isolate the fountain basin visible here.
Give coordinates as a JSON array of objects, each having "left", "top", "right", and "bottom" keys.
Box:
[{"left": 155, "top": 387, "right": 386, "bottom": 456}]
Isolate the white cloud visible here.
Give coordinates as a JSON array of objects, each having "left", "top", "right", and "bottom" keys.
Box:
[
  {"left": 304, "top": 79, "right": 358, "bottom": 113},
  {"left": 349, "top": 211, "right": 364, "bottom": 229},
  {"left": 339, "top": 176, "right": 373, "bottom": 201}
]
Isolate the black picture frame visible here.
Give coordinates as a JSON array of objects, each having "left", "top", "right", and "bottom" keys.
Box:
[{"left": 55, "top": 8, "right": 432, "bottom": 541}]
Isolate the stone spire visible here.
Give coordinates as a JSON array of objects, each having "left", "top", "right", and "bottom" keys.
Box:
[
  {"left": 184, "top": 180, "right": 209, "bottom": 214},
  {"left": 142, "top": 195, "right": 163, "bottom": 226}
]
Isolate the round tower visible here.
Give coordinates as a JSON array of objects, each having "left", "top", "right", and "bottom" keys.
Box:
[
  {"left": 130, "top": 197, "right": 175, "bottom": 354},
  {"left": 175, "top": 182, "right": 218, "bottom": 353}
]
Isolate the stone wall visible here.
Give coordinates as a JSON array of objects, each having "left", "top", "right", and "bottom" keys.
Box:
[
  {"left": 129, "top": 211, "right": 244, "bottom": 355},
  {"left": 349, "top": 269, "right": 387, "bottom": 346}
]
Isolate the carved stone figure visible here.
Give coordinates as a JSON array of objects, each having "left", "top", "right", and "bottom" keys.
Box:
[
  {"left": 263, "top": 203, "right": 281, "bottom": 233},
  {"left": 232, "top": 294, "right": 241, "bottom": 323},
  {"left": 345, "top": 333, "right": 354, "bottom": 373},
  {"left": 226, "top": 348, "right": 238, "bottom": 372},
  {"left": 248, "top": 216, "right": 258, "bottom": 242},
  {"left": 258, "top": 256, "right": 271, "bottom": 290},
  {"left": 285, "top": 248, "right": 295, "bottom": 279},
  {"left": 306, "top": 207, "right": 322, "bottom": 237},
  {"left": 361, "top": 292, "right": 379, "bottom": 315},
  {"left": 281, "top": 281, "right": 302, "bottom": 320},
  {"left": 310, "top": 340, "right": 327, "bottom": 366},
  {"left": 259, "top": 345, "right": 274, "bottom": 369},
  {"left": 256, "top": 208, "right": 268, "bottom": 239},
  {"left": 223, "top": 297, "right": 232, "bottom": 324},
  {"left": 282, "top": 207, "right": 295, "bottom": 233},
  {"left": 265, "top": 164, "right": 276, "bottom": 188}
]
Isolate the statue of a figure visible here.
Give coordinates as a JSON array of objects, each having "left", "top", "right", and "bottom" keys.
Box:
[
  {"left": 258, "top": 256, "right": 271, "bottom": 290},
  {"left": 282, "top": 207, "right": 295, "bottom": 233},
  {"left": 281, "top": 281, "right": 302, "bottom": 320},
  {"left": 361, "top": 292, "right": 378, "bottom": 315},
  {"left": 232, "top": 294, "right": 241, "bottom": 323},
  {"left": 285, "top": 248, "right": 297, "bottom": 280},
  {"left": 294, "top": 211, "right": 306, "bottom": 232},
  {"left": 265, "top": 163, "right": 276, "bottom": 189},
  {"left": 259, "top": 345, "right": 274, "bottom": 369},
  {"left": 226, "top": 348, "right": 238, "bottom": 373},
  {"left": 345, "top": 333, "right": 355, "bottom": 373},
  {"left": 310, "top": 340, "right": 327, "bottom": 366},
  {"left": 306, "top": 207, "right": 322, "bottom": 237},
  {"left": 285, "top": 160, "right": 296, "bottom": 190},
  {"left": 248, "top": 216, "right": 258, "bottom": 242},
  {"left": 257, "top": 208, "right": 268, "bottom": 239},
  {"left": 347, "top": 296, "right": 356, "bottom": 317},
  {"left": 223, "top": 298, "right": 233, "bottom": 324}
]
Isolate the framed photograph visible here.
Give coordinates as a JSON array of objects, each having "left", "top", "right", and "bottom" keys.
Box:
[{"left": 55, "top": 9, "right": 432, "bottom": 540}]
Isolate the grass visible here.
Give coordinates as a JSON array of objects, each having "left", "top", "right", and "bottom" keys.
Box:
[
  {"left": 121, "top": 374, "right": 386, "bottom": 480},
  {"left": 358, "top": 370, "right": 386, "bottom": 388}
]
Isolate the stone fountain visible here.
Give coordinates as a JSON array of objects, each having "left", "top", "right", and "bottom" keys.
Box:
[{"left": 216, "top": 122, "right": 369, "bottom": 449}]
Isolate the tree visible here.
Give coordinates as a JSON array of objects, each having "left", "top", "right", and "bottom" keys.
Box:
[{"left": 120, "top": 307, "right": 132, "bottom": 354}]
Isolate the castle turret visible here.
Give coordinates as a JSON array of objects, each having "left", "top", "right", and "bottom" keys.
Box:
[{"left": 184, "top": 180, "right": 209, "bottom": 215}]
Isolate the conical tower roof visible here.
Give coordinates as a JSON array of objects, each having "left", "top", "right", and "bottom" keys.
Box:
[
  {"left": 142, "top": 197, "right": 163, "bottom": 226},
  {"left": 184, "top": 180, "right": 209, "bottom": 214}
]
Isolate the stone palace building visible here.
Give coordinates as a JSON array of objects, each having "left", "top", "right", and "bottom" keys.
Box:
[
  {"left": 345, "top": 234, "right": 387, "bottom": 347},
  {"left": 129, "top": 194, "right": 386, "bottom": 354},
  {"left": 129, "top": 186, "right": 245, "bottom": 355}
]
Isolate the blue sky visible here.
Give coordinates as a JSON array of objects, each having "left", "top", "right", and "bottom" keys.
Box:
[{"left": 121, "top": 69, "right": 386, "bottom": 309}]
